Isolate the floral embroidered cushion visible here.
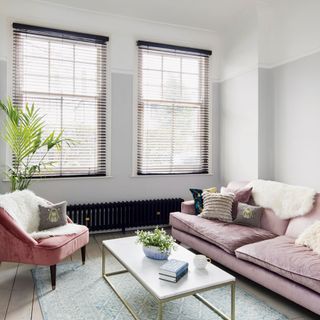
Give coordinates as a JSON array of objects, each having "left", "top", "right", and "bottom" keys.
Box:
[{"left": 233, "top": 202, "right": 263, "bottom": 228}]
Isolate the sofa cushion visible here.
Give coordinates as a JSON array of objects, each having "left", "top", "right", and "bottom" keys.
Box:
[
  {"left": 286, "top": 194, "right": 320, "bottom": 238},
  {"left": 36, "top": 225, "right": 88, "bottom": 249},
  {"left": 233, "top": 203, "right": 263, "bottom": 228},
  {"left": 200, "top": 192, "right": 233, "bottom": 222},
  {"left": 38, "top": 201, "right": 68, "bottom": 231},
  {"left": 226, "top": 181, "right": 290, "bottom": 235},
  {"left": 221, "top": 185, "right": 252, "bottom": 219},
  {"left": 235, "top": 236, "right": 320, "bottom": 294},
  {"left": 181, "top": 200, "right": 195, "bottom": 215},
  {"left": 190, "top": 187, "right": 217, "bottom": 215},
  {"left": 260, "top": 208, "right": 290, "bottom": 236},
  {"left": 170, "top": 212, "right": 276, "bottom": 254}
]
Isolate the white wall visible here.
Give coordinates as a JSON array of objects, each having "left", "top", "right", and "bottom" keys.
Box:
[
  {"left": 220, "top": 3, "right": 258, "bottom": 81},
  {"left": 272, "top": 52, "right": 320, "bottom": 189},
  {"left": 0, "top": 0, "right": 221, "bottom": 203},
  {"left": 219, "top": 4, "right": 259, "bottom": 186},
  {"left": 259, "top": 0, "right": 320, "bottom": 67},
  {"left": 0, "top": 0, "right": 221, "bottom": 75},
  {"left": 257, "top": 0, "right": 320, "bottom": 190},
  {"left": 220, "top": 69, "right": 259, "bottom": 185}
]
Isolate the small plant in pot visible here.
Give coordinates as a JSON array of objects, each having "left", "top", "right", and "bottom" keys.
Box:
[{"left": 136, "top": 227, "right": 175, "bottom": 260}]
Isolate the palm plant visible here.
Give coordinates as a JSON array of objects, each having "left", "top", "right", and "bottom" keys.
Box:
[{"left": 0, "top": 99, "right": 72, "bottom": 191}]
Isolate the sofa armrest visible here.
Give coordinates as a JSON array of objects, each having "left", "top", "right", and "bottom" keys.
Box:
[
  {"left": 181, "top": 200, "right": 195, "bottom": 215},
  {"left": 0, "top": 208, "right": 38, "bottom": 245}
]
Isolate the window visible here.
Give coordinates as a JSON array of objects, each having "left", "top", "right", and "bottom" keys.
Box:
[
  {"left": 12, "top": 23, "right": 108, "bottom": 177},
  {"left": 137, "top": 41, "right": 211, "bottom": 175}
]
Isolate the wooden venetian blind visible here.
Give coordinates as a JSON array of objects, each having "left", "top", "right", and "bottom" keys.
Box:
[
  {"left": 137, "top": 41, "right": 211, "bottom": 175},
  {"left": 12, "top": 23, "right": 109, "bottom": 177}
]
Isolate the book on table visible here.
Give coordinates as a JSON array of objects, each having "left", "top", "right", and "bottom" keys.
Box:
[
  {"left": 159, "top": 267, "right": 188, "bottom": 283},
  {"left": 159, "top": 259, "right": 188, "bottom": 277}
]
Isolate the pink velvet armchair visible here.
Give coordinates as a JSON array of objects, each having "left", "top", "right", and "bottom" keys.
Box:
[{"left": 0, "top": 207, "right": 89, "bottom": 290}]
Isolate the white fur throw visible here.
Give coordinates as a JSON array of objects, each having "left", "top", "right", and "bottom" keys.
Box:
[
  {"left": 248, "top": 180, "right": 316, "bottom": 219},
  {"left": 295, "top": 221, "right": 320, "bottom": 255},
  {"left": 0, "top": 190, "right": 84, "bottom": 239},
  {"left": 30, "top": 223, "right": 85, "bottom": 240}
]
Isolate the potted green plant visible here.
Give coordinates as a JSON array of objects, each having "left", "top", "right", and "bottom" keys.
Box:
[
  {"left": 0, "top": 99, "right": 73, "bottom": 191},
  {"left": 136, "top": 227, "right": 175, "bottom": 260}
]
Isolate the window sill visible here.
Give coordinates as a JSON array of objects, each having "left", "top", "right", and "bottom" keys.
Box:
[
  {"left": 2, "top": 175, "right": 113, "bottom": 183},
  {"left": 131, "top": 173, "right": 214, "bottom": 178}
]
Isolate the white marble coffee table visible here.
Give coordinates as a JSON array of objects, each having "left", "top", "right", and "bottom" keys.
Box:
[{"left": 102, "top": 236, "right": 235, "bottom": 320}]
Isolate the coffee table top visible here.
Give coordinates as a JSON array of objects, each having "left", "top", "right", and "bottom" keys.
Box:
[{"left": 103, "top": 236, "right": 235, "bottom": 300}]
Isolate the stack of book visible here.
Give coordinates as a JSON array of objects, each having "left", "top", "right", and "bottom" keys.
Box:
[{"left": 159, "top": 259, "right": 188, "bottom": 283}]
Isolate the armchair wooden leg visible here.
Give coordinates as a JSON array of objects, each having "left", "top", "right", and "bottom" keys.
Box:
[
  {"left": 81, "top": 246, "right": 86, "bottom": 265},
  {"left": 50, "top": 265, "right": 56, "bottom": 290}
]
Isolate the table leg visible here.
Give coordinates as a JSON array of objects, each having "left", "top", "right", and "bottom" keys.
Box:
[
  {"left": 231, "top": 282, "right": 236, "bottom": 320},
  {"left": 102, "top": 245, "right": 105, "bottom": 277},
  {"left": 158, "top": 302, "right": 163, "bottom": 320}
]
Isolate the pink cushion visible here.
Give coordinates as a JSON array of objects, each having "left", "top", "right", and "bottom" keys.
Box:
[
  {"left": 181, "top": 200, "right": 195, "bottom": 214},
  {"left": 226, "top": 181, "right": 250, "bottom": 190},
  {"left": 35, "top": 227, "right": 89, "bottom": 265},
  {"left": 236, "top": 236, "right": 320, "bottom": 294},
  {"left": 223, "top": 184, "right": 252, "bottom": 219},
  {"left": 260, "top": 208, "right": 290, "bottom": 236},
  {"left": 170, "top": 211, "right": 275, "bottom": 254},
  {"left": 286, "top": 194, "right": 320, "bottom": 238}
]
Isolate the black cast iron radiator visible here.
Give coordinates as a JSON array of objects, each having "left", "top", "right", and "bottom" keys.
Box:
[{"left": 67, "top": 198, "right": 184, "bottom": 233}]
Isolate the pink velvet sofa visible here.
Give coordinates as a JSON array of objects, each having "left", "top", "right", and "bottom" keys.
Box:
[
  {"left": 0, "top": 207, "right": 89, "bottom": 289},
  {"left": 170, "top": 181, "right": 320, "bottom": 315}
]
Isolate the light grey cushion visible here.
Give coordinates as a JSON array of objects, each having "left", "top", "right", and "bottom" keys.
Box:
[
  {"left": 38, "top": 201, "right": 68, "bottom": 231},
  {"left": 233, "top": 202, "right": 263, "bottom": 228},
  {"left": 200, "top": 192, "right": 234, "bottom": 223}
]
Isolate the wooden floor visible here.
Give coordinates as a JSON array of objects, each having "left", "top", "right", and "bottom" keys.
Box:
[{"left": 0, "top": 232, "right": 318, "bottom": 320}]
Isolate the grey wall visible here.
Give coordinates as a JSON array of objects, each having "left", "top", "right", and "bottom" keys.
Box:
[
  {"left": 272, "top": 51, "right": 320, "bottom": 189},
  {"left": 0, "top": 73, "right": 219, "bottom": 203},
  {"left": 258, "top": 68, "right": 274, "bottom": 180}
]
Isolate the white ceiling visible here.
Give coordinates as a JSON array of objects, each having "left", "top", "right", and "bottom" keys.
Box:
[{"left": 37, "top": 0, "right": 256, "bottom": 32}]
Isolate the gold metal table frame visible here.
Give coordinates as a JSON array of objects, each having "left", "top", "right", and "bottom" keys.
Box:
[{"left": 102, "top": 245, "right": 236, "bottom": 320}]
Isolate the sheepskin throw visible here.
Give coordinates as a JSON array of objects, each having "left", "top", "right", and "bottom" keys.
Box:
[
  {"left": 0, "top": 189, "right": 47, "bottom": 233},
  {"left": 30, "top": 223, "right": 85, "bottom": 240},
  {"left": 249, "top": 180, "right": 316, "bottom": 219},
  {"left": 295, "top": 221, "right": 320, "bottom": 255},
  {"left": 200, "top": 191, "right": 234, "bottom": 223},
  {"left": 0, "top": 190, "right": 83, "bottom": 239}
]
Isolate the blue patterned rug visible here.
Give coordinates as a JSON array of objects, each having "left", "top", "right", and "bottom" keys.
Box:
[{"left": 32, "top": 258, "right": 288, "bottom": 320}]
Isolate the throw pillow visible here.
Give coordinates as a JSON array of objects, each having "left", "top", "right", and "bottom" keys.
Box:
[
  {"left": 233, "top": 202, "right": 263, "bottom": 228},
  {"left": 38, "top": 201, "right": 68, "bottom": 231},
  {"left": 190, "top": 187, "right": 217, "bottom": 215},
  {"left": 199, "top": 192, "right": 234, "bottom": 223},
  {"left": 221, "top": 185, "right": 253, "bottom": 220},
  {"left": 295, "top": 221, "right": 320, "bottom": 255}
]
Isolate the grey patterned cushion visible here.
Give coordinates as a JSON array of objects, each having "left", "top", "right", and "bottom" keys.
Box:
[
  {"left": 233, "top": 202, "right": 263, "bottom": 228},
  {"left": 38, "top": 201, "right": 68, "bottom": 231},
  {"left": 200, "top": 192, "right": 234, "bottom": 223}
]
